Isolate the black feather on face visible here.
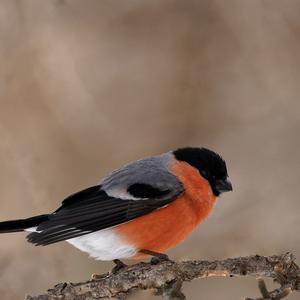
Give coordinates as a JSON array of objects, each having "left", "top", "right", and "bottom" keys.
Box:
[{"left": 173, "top": 147, "right": 232, "bottom": 196}]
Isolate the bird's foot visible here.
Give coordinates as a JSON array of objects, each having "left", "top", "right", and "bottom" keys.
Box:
[
  {"left": 111, "top": 259, "right": 127, "bottom": 274},
  {"left": 139, "top": 249, "right": 170, "bottom": 265},
  {"left": 150, "top": 253, "right": 170, "bottom": 265},
  {"left": 90, "top": 259, "right": 127, "bottom": 279}
]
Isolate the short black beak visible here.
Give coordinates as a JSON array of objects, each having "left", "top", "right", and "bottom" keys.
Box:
[{"left": 214, "top": 177, "right": 233, "bottom": 194}]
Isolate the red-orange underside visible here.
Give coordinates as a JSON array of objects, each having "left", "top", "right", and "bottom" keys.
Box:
[{"left": 116, "top": 160, "right": 217, "bottom": 259}]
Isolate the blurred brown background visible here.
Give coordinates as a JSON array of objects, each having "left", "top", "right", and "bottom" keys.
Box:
[{"left": 1, "top": 0, "right": 300, "bottom": 299}]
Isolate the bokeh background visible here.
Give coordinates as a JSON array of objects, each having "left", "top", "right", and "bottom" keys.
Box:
[{"left": 1, "top": 1, "right": 300, "bottom": 299}]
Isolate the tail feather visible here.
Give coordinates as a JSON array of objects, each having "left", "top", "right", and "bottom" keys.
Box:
[{"left": 0, "top": 214, "right": 49, "bottom": 233}]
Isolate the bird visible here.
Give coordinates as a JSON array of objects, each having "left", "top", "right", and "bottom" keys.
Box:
[{"left": 0, "top": 147, "right": 232, "bottom": 271}]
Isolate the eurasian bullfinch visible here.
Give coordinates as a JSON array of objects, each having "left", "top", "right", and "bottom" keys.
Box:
[{"left": 0, "top": 147, "right": 232, "bottom": 268}]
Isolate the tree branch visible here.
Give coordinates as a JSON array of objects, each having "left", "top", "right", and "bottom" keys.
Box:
[{"left": 25, "top": 253, "right": 300, "bottom": 300}]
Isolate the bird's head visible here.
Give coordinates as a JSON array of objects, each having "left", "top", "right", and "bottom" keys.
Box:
[{"left": 173, "top": 147, "right": 232, "bottom": 196}]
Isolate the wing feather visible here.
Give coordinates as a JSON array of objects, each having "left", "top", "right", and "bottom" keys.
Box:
[{"left": 27, "top": 186, "right": 180, "bottom": 246}]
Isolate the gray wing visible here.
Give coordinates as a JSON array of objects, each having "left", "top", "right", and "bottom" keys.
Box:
[{"left": 101, "top": 152, "right": 183, "bottom": 201}]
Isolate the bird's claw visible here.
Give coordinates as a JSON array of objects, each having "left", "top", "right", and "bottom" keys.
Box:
[
  {"left": 111, "top": 259, "right": 127, "bottom": 274},
  {"left": 150, "top": 253, "right": 170, "bottom": 265}
]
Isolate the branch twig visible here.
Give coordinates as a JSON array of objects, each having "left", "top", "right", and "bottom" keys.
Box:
[{"left": 25, "top": 253, "right": 300, "bottom": 300}]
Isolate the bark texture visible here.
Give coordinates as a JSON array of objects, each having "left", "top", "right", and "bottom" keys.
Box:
[{"left": 25, "top": 253, "right": 300, "bottom": 300}]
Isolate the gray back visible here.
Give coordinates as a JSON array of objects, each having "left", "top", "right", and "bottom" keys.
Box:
[{"left": 101, "top": 152, "right": 183, "bottom": 201}]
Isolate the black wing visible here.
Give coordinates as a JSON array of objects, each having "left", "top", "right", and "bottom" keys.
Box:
[{"left": 27, "top": 184, "right": 179, "bottom": 246}]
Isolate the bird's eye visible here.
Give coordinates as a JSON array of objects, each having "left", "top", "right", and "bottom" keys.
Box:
[{"left": 201, "top": 171, "right": 208, "bottom": 178}]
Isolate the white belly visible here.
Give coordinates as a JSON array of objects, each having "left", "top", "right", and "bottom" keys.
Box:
[{"left": 66, "top": 228, "right": 138, "bottom": 261}]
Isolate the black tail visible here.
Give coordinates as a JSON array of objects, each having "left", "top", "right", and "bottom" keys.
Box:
[{"left": 0, "top": 214, "right": 49, "bottom": 233}]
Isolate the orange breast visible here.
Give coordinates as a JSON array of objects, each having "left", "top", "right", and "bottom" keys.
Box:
[{"left": 116, "top": 160, "right": 217, "bottom": 259}]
